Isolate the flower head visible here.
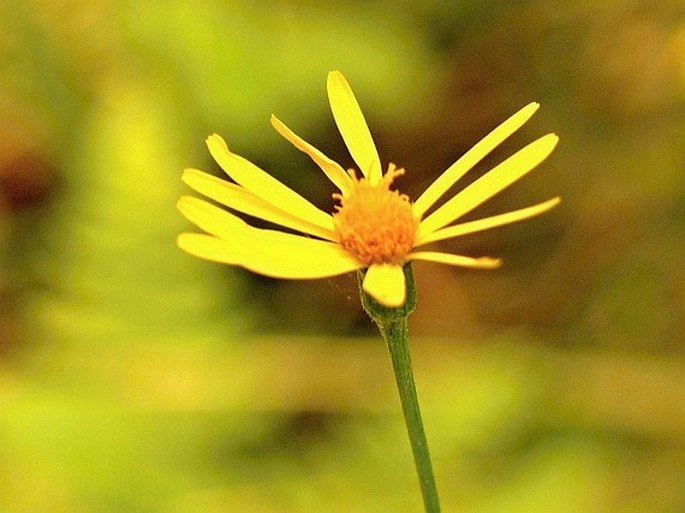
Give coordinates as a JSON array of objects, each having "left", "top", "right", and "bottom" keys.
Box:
[
  {"left": 177, "top": 71, "right": 559, "bottom": 307},
  {"left": 333, "top": 164, "right": 418, "bottom": 266}
]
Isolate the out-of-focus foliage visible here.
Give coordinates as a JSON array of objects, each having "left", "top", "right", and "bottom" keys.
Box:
[{"left": 1, "top": 0, "right": 684, "bottom": 512}]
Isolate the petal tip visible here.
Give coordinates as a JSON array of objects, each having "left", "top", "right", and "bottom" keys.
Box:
[
  {"left": 479, "top": 257, "right": 503, "bottom": 269},
  {"left": 270, "top": 114, "right": 288, "bottom": 133},
  {"left": 362, "top": 264, "right": 406, "bottom": 307},
  {"left": 365, "top": 287, "right": 406, "bottom": 308},
  {"left": 206, "top": 133, "right": 228, "bottom": 152},
  {"left": 176, "top": 232, "right": 194, "bottom": 250},
  {"left": 176, "top": 195, "right": 189, "bottom": 209},
  {"left": 181, "top": 167, "right": 203, "bottom": 180},
  {"left": 518, "top": 102, "right": 540, "bottom": 118},
  {"left": 545, "top": 133, "right": 561, "bottom": 152},
  {"left": 327, "top": 70, "right": 349, "bottom": 93},
  {"left": 176, "top": 195, "right": 197, "bottom": 217}
]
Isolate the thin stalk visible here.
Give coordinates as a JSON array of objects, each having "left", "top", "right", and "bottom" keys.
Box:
[
  {"left": 378, "top": 316, "right": 441, "bottom": 513},
  {"left": 358, "top": 264, "right": 441, "bottom": 513}
]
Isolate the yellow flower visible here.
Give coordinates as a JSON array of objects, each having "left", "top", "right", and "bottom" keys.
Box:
[{"left": 177, "top": 71, "right": 559, "bottom": 307}]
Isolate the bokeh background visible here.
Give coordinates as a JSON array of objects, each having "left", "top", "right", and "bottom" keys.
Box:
[{"left": 2, "top": 1, "right": 684, "bottom": 511}]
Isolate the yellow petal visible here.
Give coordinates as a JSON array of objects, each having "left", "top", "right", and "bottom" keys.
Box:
[
  {"left": 409, "top": 251, "right": 502, "bottom": 269},
  {"left": 413, "top": 102, "right": 541, "bottom": 218},
  {"left": 362, "top": 263, "right": 406, "bottom": 307},
  {"left": 417, "top": 133, "right": 559, "bottom": 238},
  {"left": 327, "top": 71, "right": 382, "bottom": 185},
  {"left": 270, "top": 115, "right": 353, "bottom": 195},
  {"left": 178, "top": 233, "right": 241, "bottom": 264},
  {"left": 177, "top": 229, "right": 362, "bottom": 279},
  {"left": 415, "top": 197, "right": 561, "bottom": 246},
  {"left": 206, "top": 134, "right": 334, "bottom": 232},
  {"left": 182, "top": 168, "right": 337, "bottom": 241},
  {"left": 177, "top": 195, "right": 244, "bottom": 240}
]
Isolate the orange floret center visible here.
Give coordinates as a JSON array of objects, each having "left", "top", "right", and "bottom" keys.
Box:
[{"left": 333, "top": 164, "right": 419, "bottom": 266}]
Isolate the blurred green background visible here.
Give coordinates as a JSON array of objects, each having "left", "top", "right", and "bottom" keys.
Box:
[{"left": 1, "top": 0, "right": 684, "bottom": 511}]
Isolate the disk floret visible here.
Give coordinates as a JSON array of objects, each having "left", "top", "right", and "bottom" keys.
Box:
[{"left": 333, "top": 164, "right": 419, "bottom": 265}]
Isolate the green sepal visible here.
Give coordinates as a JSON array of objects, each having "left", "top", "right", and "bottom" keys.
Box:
[{"left": 357, "top": 262, "right": 417, "bottom": 323}]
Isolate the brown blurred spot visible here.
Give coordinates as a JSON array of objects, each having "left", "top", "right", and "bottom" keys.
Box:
[{"left": 0, "top": 150, "right": 55, "bottom": 211}]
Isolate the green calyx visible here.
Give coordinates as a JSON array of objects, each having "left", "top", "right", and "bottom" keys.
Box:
[{"left": 357, "top": 263, "right": 417, "bottom": 323}]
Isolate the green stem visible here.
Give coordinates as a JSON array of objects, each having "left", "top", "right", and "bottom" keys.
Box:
[
  {"left": 358, "top": 265, "right": 441, "bottom": 513},
  {"left": 380, "top": 316, "right": 441, "bottom": 513}
]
